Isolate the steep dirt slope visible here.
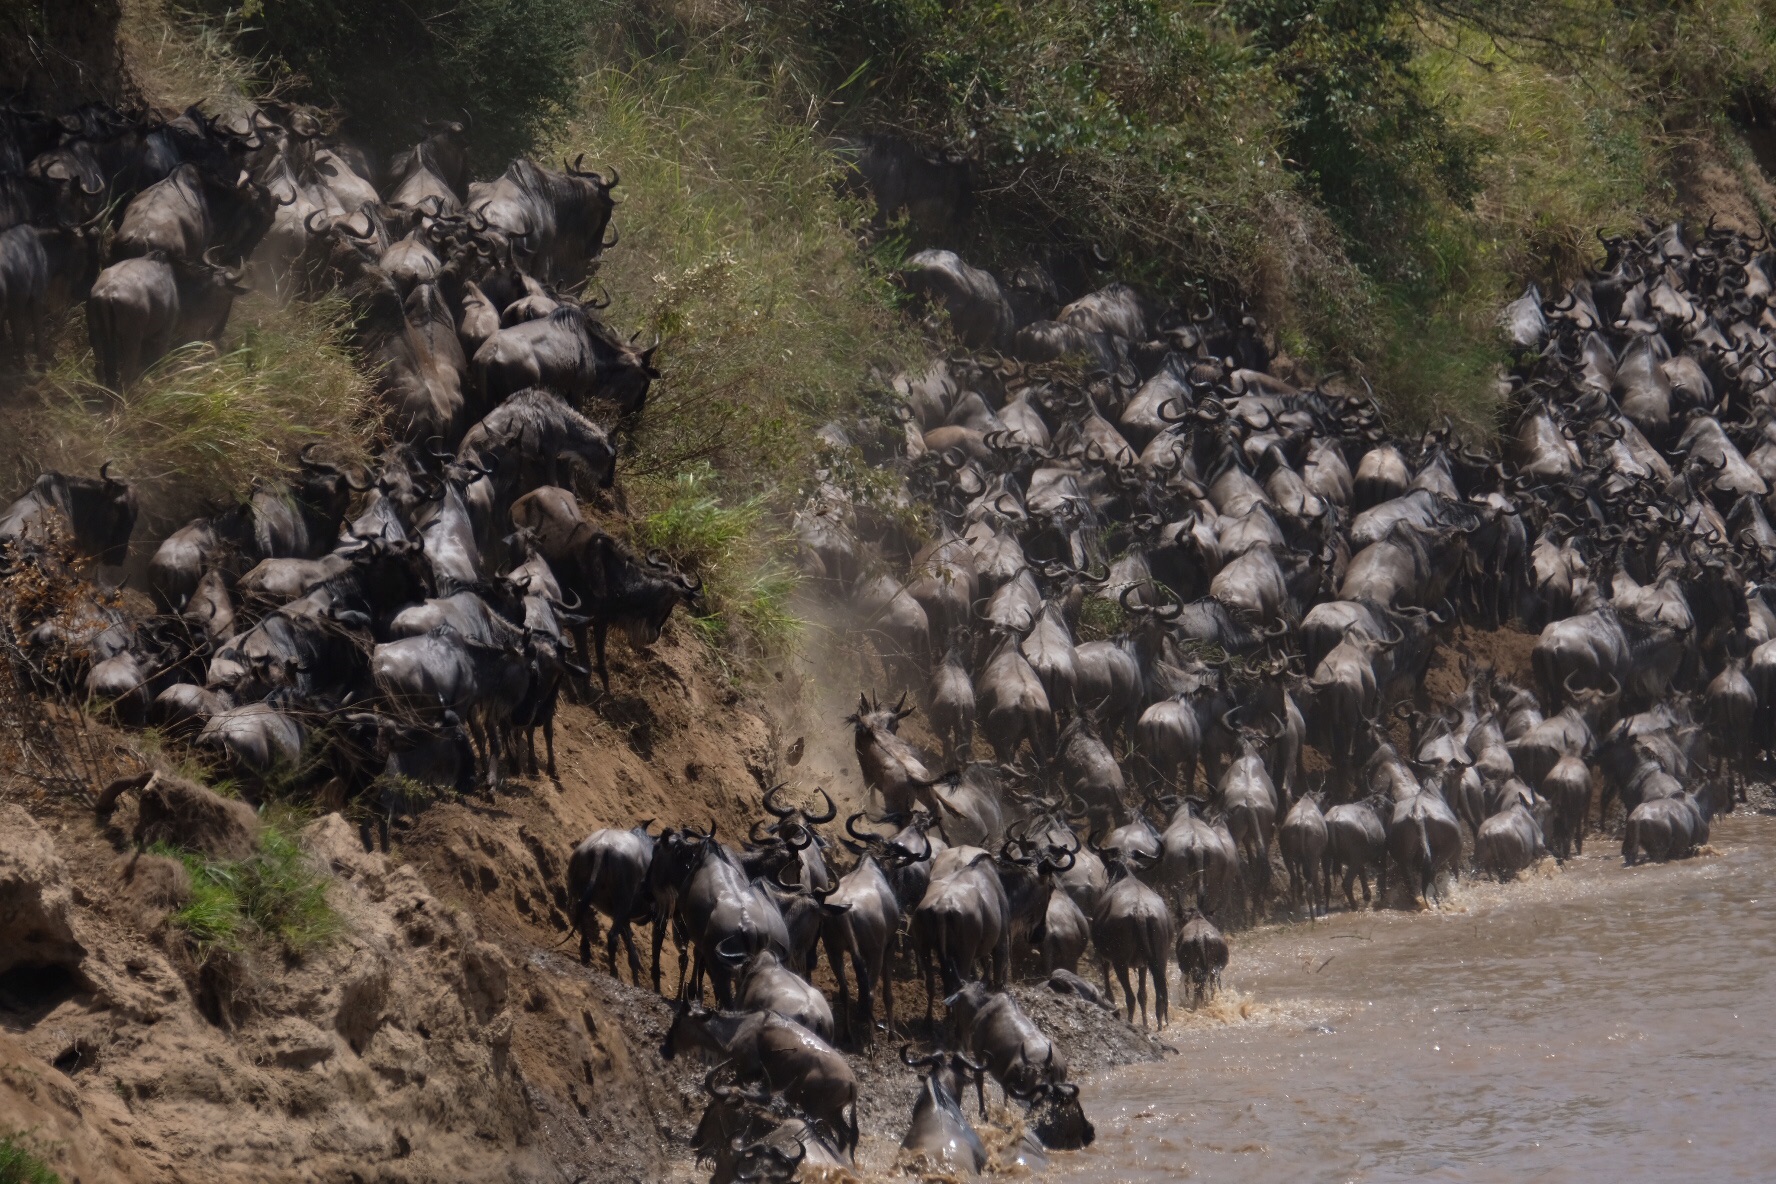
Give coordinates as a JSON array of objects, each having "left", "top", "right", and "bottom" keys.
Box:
[{"left": 0, "top": 623, "right": 784, "bottom": 1183}]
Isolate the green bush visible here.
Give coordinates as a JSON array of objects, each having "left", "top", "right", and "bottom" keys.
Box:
[
  {"left": 632, "top": 464, "right": 799, "bottom": 655},
  {"left": 194, "top": 0, "right": 595, "bottom": 164},
  {"left": 155, "top": 810, "right": 339, "bottom": 957},
  {"left": 0, "top": 1134, "right": 59, "bottom": 1184}
]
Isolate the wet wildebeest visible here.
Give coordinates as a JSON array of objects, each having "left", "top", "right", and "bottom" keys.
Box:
[
  {"left": 945, "top": 981, "right": 1066, "bottom": 1108},
  {"left": 898, "top": 1046, "right": 987, "bottom": 1173},
  {"left": 660, "top": 1002, "right": 860, "bottom": 1157},
  {"left": 1623, "top": 786, "right": 1716, "bottom": 864},
  {"left": 1090, "top": 854, "right": 1173, "bottom": 1028},
  {"left": 1175, "top": 907, "right": 1228, "bottom": 1007}
]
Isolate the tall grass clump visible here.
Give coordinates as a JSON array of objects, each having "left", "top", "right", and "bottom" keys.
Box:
[
  {"left": 2, "top": 293, "right": 374, "bottom": 536},
  {"left": 631, "top": 463, "right": 800, "bottom": 656},
  {"left": 558, "top": 52, "right": 917, "bottom": 493},
  {"left": 0, "top": 1134, "right": 60, "bottom": 1184},
  {"left": 119, "top": 0, "right": 267, "bottom": 113},
  {"left": 154, "top": 808, "right": 340, "bottom": 958},
  {"left": 550, "top": 47, "right": 918, "bottom": 652}
]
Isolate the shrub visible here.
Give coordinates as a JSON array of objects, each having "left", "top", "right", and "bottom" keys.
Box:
[
  {"left": 156, "top": 809, "right": 340, "bottom": 957},
  {"left": 193, "top": 0, "right": 595, "bottom": 165},
  {"left": 0, "top": 1133, "right": 60, "bottom": 1184},
  {"left": 632, "top": 464, "right": 800, "bottom": 656},
  {"left": 550, "top": 46, "right": 917, "bottom": 653}
]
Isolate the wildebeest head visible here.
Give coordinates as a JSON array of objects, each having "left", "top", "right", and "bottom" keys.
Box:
[
  {"left": 1016, "top": 1080, "right": 1095, "bottom": 1149},
  {"left": 846, "top": 690, "right": 914, "bottom": 737},
  {"left": 293, "top": 443, "right": 371, "bottom": 518},
  {"left": 1, "top": 464, "right": 139, "bottom": 567}
]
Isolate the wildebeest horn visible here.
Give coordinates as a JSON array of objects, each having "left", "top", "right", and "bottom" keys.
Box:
[
  {"left": 807, "top": 787, "right": 836, "bottom": 824},
  {"left": 845, "top": 812, "right": 877, "bottom": 843},
  {"left": 762, "top": 783, "right": 795, "bottom": 819}
]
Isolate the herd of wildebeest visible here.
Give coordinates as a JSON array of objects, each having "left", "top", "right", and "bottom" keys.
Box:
[{"left": 2, "top": 93, "right": 1773, "bottom": 1180}]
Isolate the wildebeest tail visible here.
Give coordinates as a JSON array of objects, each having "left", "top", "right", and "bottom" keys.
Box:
[
  {"left": 572, "top": 851, "right": 602, "bottom": 935},
  {"left": 88, "top": 293, "right": 116, "bottom": 389}
]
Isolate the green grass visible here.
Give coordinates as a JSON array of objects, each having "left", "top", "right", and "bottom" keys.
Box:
[
  {"left": 3, "top": 293, "right": 375, "bottom": 539},
  {"left": 0, "top": 1133, "right": 60, "bottom": 1184},
  {"left": 632, "top": 463, "right": 801, "bottom": 656},
  {"left": 556, "top": 50, "right": 917, "bottom": 490},
  {"left": 154, "top": 808, "right": 340, "bottom": 957},
  {"left": 548, "top": 49, "right": 920, "bottom": 654}
]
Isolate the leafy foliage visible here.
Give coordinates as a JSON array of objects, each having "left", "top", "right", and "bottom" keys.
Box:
[{"left": 193, "top": 0, "right": 594, "bottom": 164}]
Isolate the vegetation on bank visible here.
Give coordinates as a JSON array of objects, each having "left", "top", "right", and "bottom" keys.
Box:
[
  {"left": 152, "top": 810, "right": 340, "bottom": 957},
  {"left": 12, "top": 0, "right": 1776, "bottom": 658},
  {"left": 0, "top": 1133, "right": 61, "bottom": 1184},
  {"left": 2, "top": 295, "right": 373, "bottom": 535}
]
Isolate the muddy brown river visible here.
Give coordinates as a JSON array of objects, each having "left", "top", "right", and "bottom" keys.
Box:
[{"left": 1063, "top": 815, "right": 1776, "bottom": 1183}]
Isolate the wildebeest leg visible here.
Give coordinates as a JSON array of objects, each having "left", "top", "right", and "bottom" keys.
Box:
[
  {"left": 879, "top": 949, "right": 896, "bottom": 1038},
  {"left": 543, "top": 713, "right": 557, "bottom": 778},
  {"left": 650, "top": 911, "right": 668, "bottom": 993},
  {"left": 922, "top": 940, "right": 937, "bottom": 1024},
  {"left": 594, "top": 622, "right": 612, "bottom": 691},
  {"left": 580, "top": 907, "right": 598, "bottom": 967},
  {"left": 603, "top": 908, "right": 627, "bottom": 977},
  {"left": 484, "top": 723, "right": 501, "bottom": 798},
  {"left": 1114, "top": 962, "right": 1137, "bottom": 1025},
  {"left": 1153, "top": 956, "right": 1169, "bottom": 1028},
  {"left": 852, "top": 951, "right": 877, "bottom": 1044},
  {"left": 824, "top": 930, "right": 853, "bottom": 1042},
  {"left": 1135, "top": 964, "right": 1150, "bottom": 1028},
  {"left": 673, "top": 919, "right": 692, "bottom": 997}
]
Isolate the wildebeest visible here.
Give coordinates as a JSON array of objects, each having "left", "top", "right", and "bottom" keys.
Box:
[
  {"left": 1090, "top": 857, "right": 1173, "bottom": 1028},
  {"left": 467, "top": 156, "right": 618, "bottom": 288},
  {"left": 660, "top": 1003, "right": 860, "bottom": 1157},
  {"left": 472, "top": 303, "right": 660, "bottom": 415},
  {"left": 1175, "top": 907, "right": 1228, "bottom": 1006},
  {"left": 1475, "top": 797, "right": 1546, "bottom": 880},
  {"left": 112, "top": 162, "right": 275, "bottom": 264},
  {"left": 898, "top": 1046, "right": 987, "bottom": 1173},
  {"left": 567, "top": 822, "right": 657, "bottom": 979},
  {"left": 0, "top": 465, "right": 138, "bottom": 568},
  {"left": 1622, "top": 787, "right": 1715, "bottom": 864},
  {"left": 507, "top": 487, "right": 701, "bottom": 689},
  {"left": 735, "top": 948, "right": 834, "bottom": 1042},
  {"left": 87, "top": 251, "right": 251, "bottom": 389},
  {"left": 945, "top": 982, "right": 1065, "bottom": 1106},
  {"left": 0, "top": 220, "right": 101, "bottom": 361}
]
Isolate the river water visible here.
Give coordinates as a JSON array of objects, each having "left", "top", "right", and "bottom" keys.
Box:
[{"left": 1063, "top": 815, "right": 1776, "bottom": 1184}]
